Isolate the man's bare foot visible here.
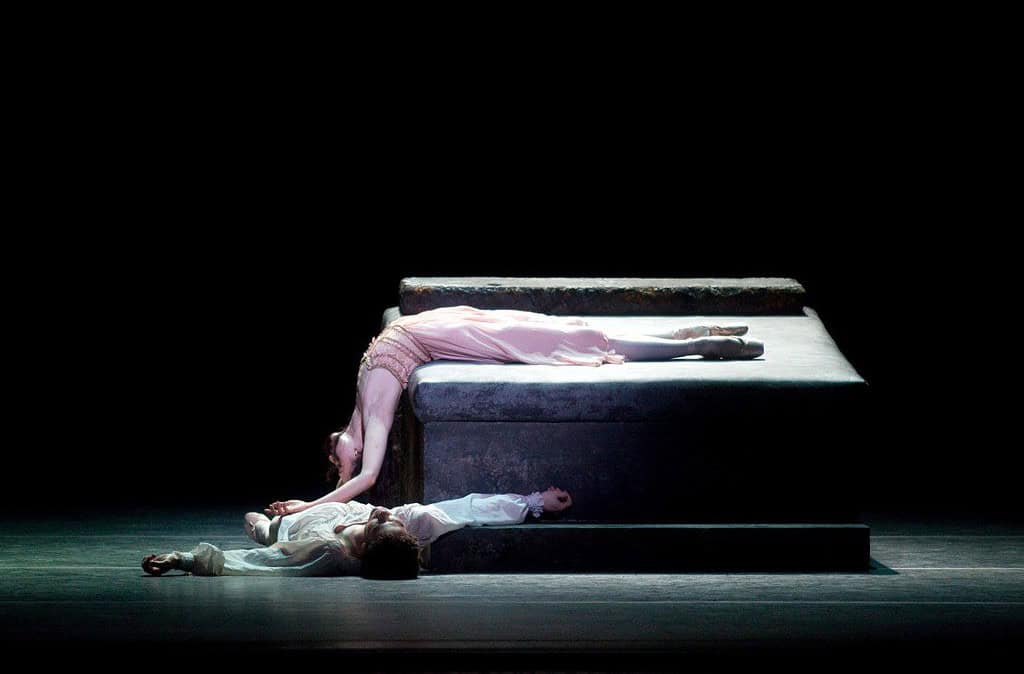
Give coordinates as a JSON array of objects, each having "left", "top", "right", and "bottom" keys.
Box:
[
  {"left": 244, "top": 512, "right": 271, "bottom": 545},
  {"left": 142, "top": 553, "right": 179, "bottom": 576},
  {"left": 698, "top": 336, "right": 764, "bottom": 359},
  {"left": 673, "top": 325, "right": 749, "bottom": 340}
]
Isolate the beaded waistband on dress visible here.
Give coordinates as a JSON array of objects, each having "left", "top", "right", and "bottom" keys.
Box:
[{"left": 359, "top": 324, "right": 431, "bottom": 389}]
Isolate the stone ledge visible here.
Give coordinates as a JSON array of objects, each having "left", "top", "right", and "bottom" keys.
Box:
[{"left": 400, "top": 277, "right": 806, "bottom": 315}]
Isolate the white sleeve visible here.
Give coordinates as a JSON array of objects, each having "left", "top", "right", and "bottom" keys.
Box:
[
  {"left": 394, "top": 493, "right": 543, "bottom": 547},
  {"left": 178, "top": 539, "right": 359, "bottom": 577}
]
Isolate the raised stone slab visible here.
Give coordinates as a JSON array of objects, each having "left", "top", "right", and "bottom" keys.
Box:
[
  {"left": 400, "top": 277, "right": 806, "bottom": 315},
  {"left": 425, "top": 523, "right": 870, "bottom": 572},
  {"left": 390, "top": 310, "right": 867, "bottom": 523},
  {"left": 407, "top": 309, "right": 863, "bottom": 422}
]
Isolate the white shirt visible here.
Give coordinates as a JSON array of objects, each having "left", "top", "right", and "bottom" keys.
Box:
[{"left": 181, "top": 493, "right": 542, "bottom": 576}]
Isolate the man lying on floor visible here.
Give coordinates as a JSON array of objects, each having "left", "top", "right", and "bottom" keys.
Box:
[{"left": 142, "top": 487, "right": 573, "bottom": 579}]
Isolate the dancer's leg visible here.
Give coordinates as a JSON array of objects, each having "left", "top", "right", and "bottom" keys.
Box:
[
  {"left": 607, "top": 335, "right": 763, "bottom": 360},
  {"left": 644, "top": 325, "right": 749, "bottom": 340},
  {"left": 608, "top": 335, "right": 702, "bottom": 360}
]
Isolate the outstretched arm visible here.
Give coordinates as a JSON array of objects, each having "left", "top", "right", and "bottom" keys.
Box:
[
  {"left": 298, "top": 410, "right": 391, "bottom": 509},
  {"left": 267, "top": 377, "right": 402, "bottom": 516},
  {"left": 396, "top": 487, "right": 573, "bottom": 546}
]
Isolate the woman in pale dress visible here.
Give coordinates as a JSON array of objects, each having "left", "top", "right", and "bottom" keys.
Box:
[{"left": 264, "top": 306, "right": 763, "bottom": 518}]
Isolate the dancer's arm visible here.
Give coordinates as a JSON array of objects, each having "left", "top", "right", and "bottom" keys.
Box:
[
  {"left": 269, "top": 391, "right": 397, "bottom": 515},
  {"left": 266, "top": 368, "right": 404, "bottom": 516},
  {"left": 396, "top": 488, "right": 573, "bottom": 546},
  {"left": 300, "top": 411, "right": 390, "bottom": 509}
]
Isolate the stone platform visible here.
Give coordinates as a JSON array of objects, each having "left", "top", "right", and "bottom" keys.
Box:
[
  {"left": 362, "top": 278, "right": 870, "bottom": 570},
  {"left": 380, "top": 309, "right": 868, "bottom": 523}
]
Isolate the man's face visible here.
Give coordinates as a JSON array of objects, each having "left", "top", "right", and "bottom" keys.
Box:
[{"left": 363, "top": 506, "right": 407, "bottom": 546}]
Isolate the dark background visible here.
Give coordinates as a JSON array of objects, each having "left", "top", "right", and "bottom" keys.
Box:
[
  {"left": 19, "top": 232, "right": 1013, "bottom": 520},
  {"left": 10, "top": 32, "right": 1015, "bottom": 521}
]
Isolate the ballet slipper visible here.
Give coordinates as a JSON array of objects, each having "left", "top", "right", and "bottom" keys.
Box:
[
  {"left": 701, "top": 336, "right": 764, "bottom": 360},
  {"left": 673, "top": 325, "right": 749, "bottom": 340},
  {"left": 709, "top": 325, "right": 748, "bottom": 337},
  {"left": 244, "top": 512, "right": 271, "bottom": 545}
]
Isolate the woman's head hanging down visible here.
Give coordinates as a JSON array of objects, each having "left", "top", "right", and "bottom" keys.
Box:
[
  {"left": 265, "top": 306, "right": 764, "bottom": 518},
  {"left": 325, "top": 429, "right": 360, "bottom": 488}
]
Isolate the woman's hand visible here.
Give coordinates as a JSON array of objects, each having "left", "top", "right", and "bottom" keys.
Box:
[
  {"left": 540, "top": 487, "right": 572, "bottom": 513},
  {"left": 265, "top": 499, "right": 308, "bottom": 517}
]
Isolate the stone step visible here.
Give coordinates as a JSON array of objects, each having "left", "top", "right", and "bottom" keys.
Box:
[
  {"left": 399, "top": 277, "right": 806, "bottom": 315},
  {"left": 425, "top": 523, "right": 870, "bottom": 573}
]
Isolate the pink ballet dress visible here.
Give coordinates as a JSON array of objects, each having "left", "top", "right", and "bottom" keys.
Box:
[{"left": 360, "top": 305, "right": 624, "bottom": 388}]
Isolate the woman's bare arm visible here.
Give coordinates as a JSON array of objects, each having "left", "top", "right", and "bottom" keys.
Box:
[
  {"left": 300, "top": 411, "right": 390, "bottom": 508},
  {"left": 268, "top": 370, "right": 403, "bottom": 514}
]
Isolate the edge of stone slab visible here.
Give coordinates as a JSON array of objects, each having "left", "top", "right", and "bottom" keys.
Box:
[
  {"left": 399, "top": 277, "right": 807, "bottom": 315},
  {"left": 384, "top": 305, "right": 832, "bottom": 329}
]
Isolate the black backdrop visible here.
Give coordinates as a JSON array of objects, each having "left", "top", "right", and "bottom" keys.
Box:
[
  {"left": 11, "top": 42, "right": 1016, "bottom": 520},
  {"left": 18, "top": 226, "right": 1014, "bottom": 520}
]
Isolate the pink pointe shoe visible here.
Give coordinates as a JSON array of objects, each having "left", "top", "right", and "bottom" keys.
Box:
[
  {"left": 701, "top": 336, "right": 764, "bottom": 360},
  {"left": 673, "top": 325, "right": 749, "bottom": 340},
  {"left": 244, "top": 512, "right": 271, "bottom": 545}
]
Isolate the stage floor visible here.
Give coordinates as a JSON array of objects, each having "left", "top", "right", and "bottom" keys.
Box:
[{"left": 2, "top": 509, "right": 1021, "bottom": 672}]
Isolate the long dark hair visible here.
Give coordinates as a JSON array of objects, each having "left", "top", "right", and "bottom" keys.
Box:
[
  {"left": 323, "top": 432, "right": 340, "bottom": 484},
  {"left": 324, "top": 430, "right": 363, "bottom": 487}
]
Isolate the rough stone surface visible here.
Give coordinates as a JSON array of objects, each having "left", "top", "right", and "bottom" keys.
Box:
[
  {"left": 400, "top": 277, "right": 807, "bottom": 315},
  {"left": 425, "top": 523, "right": 870, "bottom": 573}
]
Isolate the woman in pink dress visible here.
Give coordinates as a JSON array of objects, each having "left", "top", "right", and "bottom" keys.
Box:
[{"left": 264, "top": 306, "right": 762, "bottom": 518}]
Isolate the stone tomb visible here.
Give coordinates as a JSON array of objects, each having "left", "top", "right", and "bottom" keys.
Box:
[{"left": 365, "top": 278, "right": 870, "bottom": 572}]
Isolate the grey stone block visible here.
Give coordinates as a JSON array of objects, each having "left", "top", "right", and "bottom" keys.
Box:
[
  {"left": 407, "top": 310, "right": 864, "bottom": 422},
  {"left": 374, "top": 306, "right": 868, "bottom": 528},
  {"left": 400, "top": 277, "right": 806, "bottom": 315},
  {"left": 425, "top": 523, "right": 871, "bottom": 573}
]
